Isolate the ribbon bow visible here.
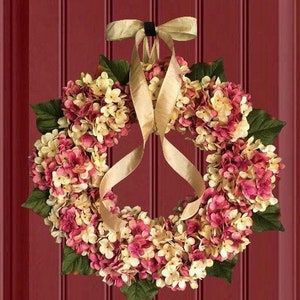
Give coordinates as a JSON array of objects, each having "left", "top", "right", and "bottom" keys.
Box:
[
  {"left": 106, "top": 17, "right": 197, "bottom": 63},
  {"left": 98, "top": 17, "right": 205, "bottom": 231},
  {"left": 106, "top": 17, "right": 197, "bottom": 41}
]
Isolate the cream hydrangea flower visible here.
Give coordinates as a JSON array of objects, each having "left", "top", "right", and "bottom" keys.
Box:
[
  {"left": 157, "top": 243, "right": 182, "bottom": 261},
  {"left": 189, "top": 260, "right": 207, "bottom": 278},
  {"left": 52, "top": 171, "right": 73, "bottom": 189},
  {"left": 231, "top": 118, "right": 250, "bottom": 141},
  {"left": 121, "top": 248, "right": 140, "bottom": 268},
  {"left": 73, "top": 93, "right": 87, "bottom": 108},
  {"left": 201, "top": 76, "right": 211, "bottom": 88},
  {"left": 115, "top": 107, "right": 129, "bottom": 125},
  {"left": 150, "top": 225, "right": 173, "bottom": 247},
  {"left": 46, "top": 205, "right": 61, "bottom": 229},
  {"left": 120, "top": 226, "right": 132, "bottom": 240},
  {"left": 149, "top": 77, "right": 163, "bottom": 99},
  {"left": 104, "top": 87, "right": 123, "bottom": 104},
  {"left": 100, "top": 103, "right": 117, "bottom": 118},
  {"left": 92, "top": 72, "right": 114, "bottom": 96},
  {"left": 161, "top": 265, "right": 180, "bottom": 286},
  {"left": 233, "top": 213, "right": 253, "bottom": 231},
  {"left": 176, "top": 96, "right": 190, "bottom": 108},
  {"left": 195, "top": 127, "right": 216, "bottom": 150},
  {"left": 68, "top": 123, "right": 89, "bottom": 146},
  {"left": 34, "top": 129, "right": 59, "bottom": 158},
  {"left": 196, "top": 108, "right": 213, "bottom": 123},
  {"left": 57, "top": 116, "right": 68, "bottom": 128},
  {"left": 210, "top": 90, "right": 233, "bottom": 124},
  {"left": 252, "top": 196, "right": 278, "bottom": 213},
  {"left": 91, "top": 150, "right": 109, "bottom": 176},
  {"left": 99, "top": 238, "right": 114, "bottom": 259},
  {"left": 74, "top": 193, "right": 92, "bottom": 210},
  {"left": 75, "top": 72, "right": 114, "bottom": 97},
  {"left": 220, "top": 240, "right": 234, "bottom": 258},
  {"left": 240, "top": 95, "right": 252, "bottom": 116},
  {"left": 81, "top": 226, "right": 97, "bottom": 244},
  {"left": 98, "top": 222, "right": 110, "bottom": 236},
  {"left": 76, "top": 209, "right": 93, "bottom": 226},
  {"left": 92, "top": 116, "right": 109, "bottom": 142}
]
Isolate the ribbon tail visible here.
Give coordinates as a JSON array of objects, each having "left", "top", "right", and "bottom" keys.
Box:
[
  {"left": 161, "top": 137, "right": 205, "bottom": 219},
  {"left": 99, "top": 29, "right": 155, "bottom": 232},
  {"left": 100, "top": 145, "right": 144, "bottom": 195},
  {"left": 142, "top": 37, "right": 151, "bottom": 63},
  {"left": 180, "top": 198, "right": 202, "bottom": 220},
  {"left": 98, "top": 201, "right": 127, "bottom": 231},
  {"left": 161, "top": 138, "right": 205, "bottom": 196},
  {"left": 154, "top": 37, "right": 205, "bottom": 219},
  {"left": 148, "top": 37, "right": 160, "bottom": 63},
  {"left": 99, "top": 144, "right": 145, "bottom": 231},
  {"left": 101, "top": 17, "right": 201, "bottom": 231}
]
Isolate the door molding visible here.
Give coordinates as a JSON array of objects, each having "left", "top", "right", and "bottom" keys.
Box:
[
  {"left": 0, "top": 1, "right": 29, "bottom": 299},
  {"left": 278, "top": 0, "right": 299, "bottom": 299}
]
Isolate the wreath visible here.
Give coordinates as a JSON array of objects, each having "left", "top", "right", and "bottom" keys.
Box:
[{"left": 23, "top": 18, "right": 285, "bottom": 300}]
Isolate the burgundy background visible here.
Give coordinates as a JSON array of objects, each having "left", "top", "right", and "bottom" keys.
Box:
[{"left": 0, "top": 0, "right": 299, "bottom": 299}]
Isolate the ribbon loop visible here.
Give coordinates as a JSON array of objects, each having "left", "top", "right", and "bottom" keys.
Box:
[
  {"left": 157, "top": 17, "right": 197, "bottom": 41},
  {"left": 106, "top": 19, "right": 143, "bottom": 41},
  {"left": 100, "top": 17, "right": 203, "bottom": 232}
]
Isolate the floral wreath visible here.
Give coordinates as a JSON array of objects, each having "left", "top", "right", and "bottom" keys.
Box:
[{"left": 23, "top": 17, "right": 285, "bottom": 300}]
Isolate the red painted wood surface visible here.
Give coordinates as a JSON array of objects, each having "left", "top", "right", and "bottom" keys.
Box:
[{"left": 1, "top": 0, "right": 299, "bottom": 299}]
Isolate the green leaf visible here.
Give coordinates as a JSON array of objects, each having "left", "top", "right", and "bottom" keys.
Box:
[
  {"left": 120, "top": 278, "right": 159, "bottom": 300},
  {"left": 247, "top": 109, "right": 286, "bottom": 145},
  {"left": 99, "top": 55, "right": 130, "bottom": 84},
  {"left": 62, "top": 246, "right": 95, "bottom": 275},
  {"left": 31, "top": 99, "right": 63, "bottom": 134},
  {"left": 187, "top": 58, "right": 226, "bottom": 82},
  {"left": 252, "top": 204, "right": 284, "bottom": 232},
  {"left": 206, "top": 256, "right": 238, "bottom": 283},
  {"left": 22, "top": 188, "right": 51, "bottom": 217}
]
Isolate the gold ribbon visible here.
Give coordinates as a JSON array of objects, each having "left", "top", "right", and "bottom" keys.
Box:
[
  {"left": 106, "top": 17, "right": 197, "bottom": 42},
  {"left": 99, "top": 17, "right": 205, "bottom": 231}
]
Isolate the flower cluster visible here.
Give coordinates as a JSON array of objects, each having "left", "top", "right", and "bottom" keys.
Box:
[
  {"left": 88, "top": 206, "right": 215, "bottom": 290},
  {"left": 204, "top": 137, "right": 283, "bottom": 213},
  {"left": 28, "top": 56, "right": 284, "bottom": 292},
  {"left": 62, "top": 71, "right": 131, "bottom": 155},
  {"left": 32, "top": 129, "right": 107, "bottom": 197},
  {"left": 141, "top": 57, "right": 252, "bottom": 151}
]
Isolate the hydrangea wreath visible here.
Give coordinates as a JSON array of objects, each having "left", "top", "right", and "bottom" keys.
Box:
[{"left": 24, "top": 55, "right": 285, "bottom": 299}]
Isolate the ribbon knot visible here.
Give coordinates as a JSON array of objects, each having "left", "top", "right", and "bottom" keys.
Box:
[
  {"left": 99, "top": 17, "right": 204, "bottom": 231},
  {"left": 144, "top": 22, "right": 156, "bottom": 36}
]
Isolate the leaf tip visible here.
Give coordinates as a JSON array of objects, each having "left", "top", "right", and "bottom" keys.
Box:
[{"left": 279, "top": 224, "right": 285, "bottom": 232}]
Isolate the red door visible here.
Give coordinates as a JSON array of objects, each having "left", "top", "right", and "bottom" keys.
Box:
[{"left": 1, "top": 0, "right": 299, "bottom": 299}]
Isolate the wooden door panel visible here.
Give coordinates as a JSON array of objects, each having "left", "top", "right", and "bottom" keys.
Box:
[
  {"left": 1, "top": 0, "right": 299, "bottom": 299},
  {"left": 201, "top": 1, "right": 243, "bottom": 299},
  {"left": 247, "top": 2, "right": 279, "bottom": 299},
  {"left": 65, "top": 1, "right": 108, "bottom": 298},
  {"left": 28, "top": 1, "right": 61, "bottom": 300},
  {"left": 156, "top": 2, "right": 202, "bottom": 299},
  {"left": 110, "top": 0, "right": 153, "bottom": 222}
]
